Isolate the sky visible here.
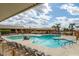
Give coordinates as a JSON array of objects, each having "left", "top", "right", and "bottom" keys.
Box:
[{"left": 0, "top": 3, "right": 79, "bottom": 28}]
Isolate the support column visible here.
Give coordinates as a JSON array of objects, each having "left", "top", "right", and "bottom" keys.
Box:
[
  {"left": 21, "top": 29, "right": 24, "bottom": 34},
  {"left": 15, "top": 29, "right": 18, "bottom": 34}
]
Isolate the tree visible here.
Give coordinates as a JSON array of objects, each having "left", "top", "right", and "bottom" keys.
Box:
[
  {"left": 52, "top": 24, "right": 61, "bottom": 34},
  {"left": 69, "top": 23, "right": 75, "bottom": 35},
  {"left": 56, "top": 24, "right": 61, "bottom": 34}
]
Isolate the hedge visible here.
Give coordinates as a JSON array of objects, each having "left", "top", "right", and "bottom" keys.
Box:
[{"left": 0, "top": 29, "right": 11, "bottom": 34}]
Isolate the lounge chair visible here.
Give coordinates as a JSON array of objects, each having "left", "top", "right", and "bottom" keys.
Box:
[
  {"left": 22, "top": 46, "right": 29, "bottom": 52},
  {"left": 29, "top": 49, "right": 39, "bottom": 56},
  {"left": 0, "top": 54, "right": 3, "bottom": 56},
  {"left": 35, "top": 51, "right": 45, "bottom": 56},
  {"left": 22, "top": 46, "right": 36, "bottom": 56},
  {"left": 0, "top": 39, "right": 3, "bottom": 43}
]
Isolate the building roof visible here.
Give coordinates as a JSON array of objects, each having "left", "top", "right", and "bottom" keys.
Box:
[
  {"left": 0, "top": 24, "right": 56, "bottom": 30},
  {"left": 0, "top": 25, "right": 25, "bottom": 29}
]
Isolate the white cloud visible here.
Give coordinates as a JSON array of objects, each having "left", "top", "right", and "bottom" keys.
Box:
[
  {"left": 55, "top": 16, "right": 79, "bottom": 29},
  {"left": 0, "top": 3, "right": 52, "bottom": 28},
  {"left": 34, "top": 3, "right": 52, "bottom": 15},
  {"left": 60, "top": 3, "right": 79, "bottom": 15}
]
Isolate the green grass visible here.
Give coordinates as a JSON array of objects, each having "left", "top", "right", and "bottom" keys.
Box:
[{"left": 0, "top": 29, "right": 11, "bottom": 34}]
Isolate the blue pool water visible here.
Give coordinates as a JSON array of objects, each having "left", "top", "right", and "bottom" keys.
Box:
[{"left": 6, "top": 34, "right": 74, "bottom": 48}]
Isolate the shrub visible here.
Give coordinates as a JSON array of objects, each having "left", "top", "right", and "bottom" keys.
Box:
[{"left": 0, "top": 29, "right": 11, "bottom": 34}]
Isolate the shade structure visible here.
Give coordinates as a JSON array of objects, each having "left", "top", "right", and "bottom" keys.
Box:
[{"left": 0, "top": 3, "right": 40, "bottom": 21}]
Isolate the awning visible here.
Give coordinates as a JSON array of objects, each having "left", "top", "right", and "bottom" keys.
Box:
[{"left": 0, "top": 3, "right": 40, "bottom": 21}]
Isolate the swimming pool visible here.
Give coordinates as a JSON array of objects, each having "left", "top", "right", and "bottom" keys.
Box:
[{"left": 4, "top": 34, "right": 74, "bottom": 48}]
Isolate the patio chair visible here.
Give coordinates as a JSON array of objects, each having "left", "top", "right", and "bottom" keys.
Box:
[{"left": 35, "top": 51, "right": 45, "bottom": 56}]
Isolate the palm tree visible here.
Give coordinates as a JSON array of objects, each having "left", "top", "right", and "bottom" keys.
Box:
[
  {"left": 52, "top": 24, "right": 61, "bottom": 34},
  {"left": 69, "top": 23, "right": 75, "bottom": 35},
  {"left": 56, "top": 24, "right": 61, "bottom": 34}
]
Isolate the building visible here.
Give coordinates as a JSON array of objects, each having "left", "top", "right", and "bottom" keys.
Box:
[{"left": 0, "top": 25, "right": 59, "bottom": 34}]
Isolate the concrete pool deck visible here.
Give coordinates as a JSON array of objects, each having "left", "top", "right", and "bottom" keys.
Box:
[
  {"left": 20, "top": 35, "right": 79, "bottom": 56},
  {"left": 2, "top": 34, "right": 79, "bottom": 56},
  {"left": 20, "top": 41, "right": 79, "bottom": 56}
]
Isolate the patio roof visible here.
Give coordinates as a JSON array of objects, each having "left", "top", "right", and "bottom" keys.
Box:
[{"left": 0, "top": 3, "right": 40, "bottom": 22}]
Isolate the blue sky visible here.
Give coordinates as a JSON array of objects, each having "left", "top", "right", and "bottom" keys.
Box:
[{"left": 0, "top": 3, "right": 79, "bottom": 28}]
